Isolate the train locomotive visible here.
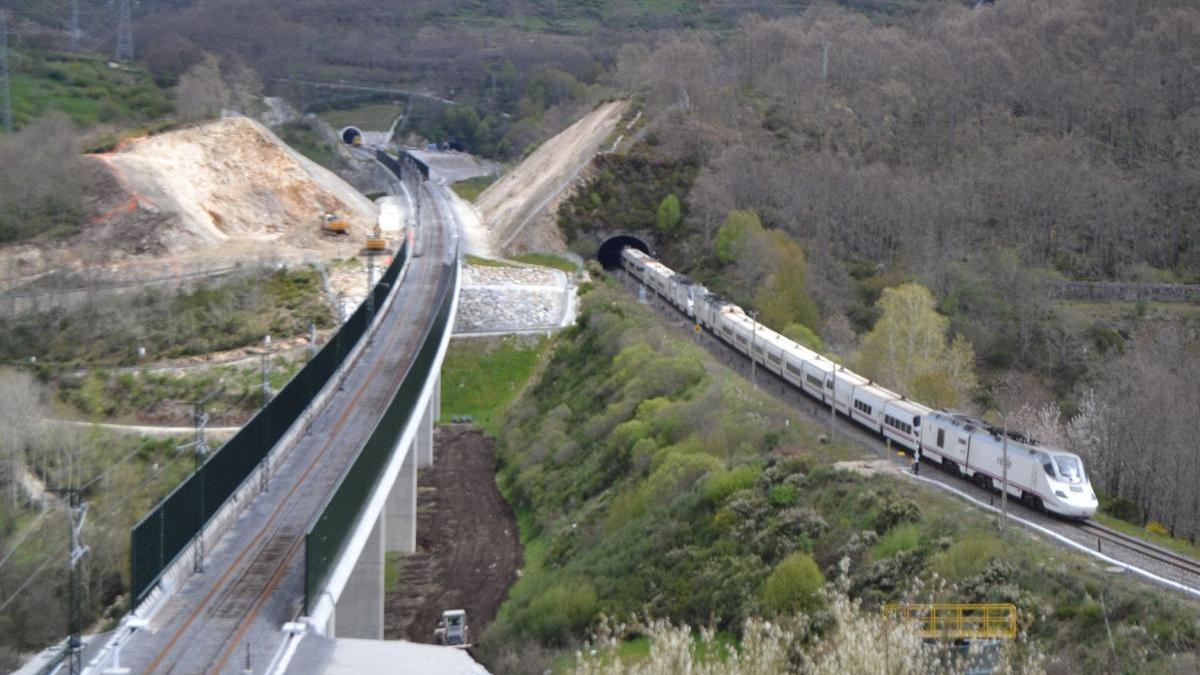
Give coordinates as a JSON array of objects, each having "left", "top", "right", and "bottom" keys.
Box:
[{"left": 621, "top": 247, "right": 1098, "bottom": 519}]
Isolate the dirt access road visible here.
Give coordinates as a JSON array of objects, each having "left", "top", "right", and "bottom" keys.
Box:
[{"left": 385, "top": 425, "right": 521, "bottom": 648}]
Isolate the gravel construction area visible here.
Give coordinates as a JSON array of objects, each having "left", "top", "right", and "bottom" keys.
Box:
[
  {"left": 455, "top": 264, "right": 573, "bottom": 334},
  {"left": 621, "top": 272, "right": 1200, "bottom": 601},
  {"left": 384, "top": 426, "right": 522, "bottom": 648}
]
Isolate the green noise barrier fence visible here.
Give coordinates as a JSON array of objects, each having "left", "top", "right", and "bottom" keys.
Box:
[
  {"left": 130, "top": 241, "right": 408, "bottom": 603},
  {"left": 304, "top": 257, "right": 457, "bottom": 615}
]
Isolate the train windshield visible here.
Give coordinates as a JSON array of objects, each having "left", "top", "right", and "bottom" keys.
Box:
[{"left": 1053, "top": 455, "right": 1086, "bottom": 484}]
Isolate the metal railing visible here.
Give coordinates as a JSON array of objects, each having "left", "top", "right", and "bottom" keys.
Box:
[
  {"left": 883, "top": 603, "right": 1017, "bottom": 640},
  {"left": 130, "top": 243, "right": 409, "bottom": 603},
  {"left": 303, "top": 255, "right": 457, "bottom": 614}
]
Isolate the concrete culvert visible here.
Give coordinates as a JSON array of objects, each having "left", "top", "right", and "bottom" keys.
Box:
[
  {"left": 597, "top": 235, "right": 651, "bottom": 270},
  {"left": 340, "top": 126, "right": 363, "bottom": 146}
]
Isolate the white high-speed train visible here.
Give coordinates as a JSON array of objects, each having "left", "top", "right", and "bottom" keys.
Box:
[{"left": 621, "top": 247, "right": 1098, "bottom": 519}]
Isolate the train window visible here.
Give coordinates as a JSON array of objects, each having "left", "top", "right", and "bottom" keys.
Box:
[
  {"left": 806, "top": 374, "right": 823, "bottom": 387},
  {"left": 854, "top": 400, "right": 872, "bottom": 415},
  {"left": 767, "top": 353, "right": 781, "bottom": 365},
  {"left": 785, "top": 363, "right": 802, "bottom": 377},
  {"left": 826, "top": 379, "right": 833, "bottom": 389},
  {"left": 1043, "top": 461, "right": 1056, "bottom": 478},
  {"left": 913, "top": 416, "right": 921, "bottom": 429},
  {"left": 1054, "top": 455, "right": 1083, "bottom": 484},
  {"left": 936, "top": 429, "right": 945, "bottom": 448}
]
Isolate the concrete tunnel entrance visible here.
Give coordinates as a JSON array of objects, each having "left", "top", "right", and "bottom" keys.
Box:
[{"left": 597, "top": 235, "right": 651, "bottom": 270}]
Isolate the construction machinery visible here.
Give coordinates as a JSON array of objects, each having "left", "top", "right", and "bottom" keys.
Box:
[
  {"left": 365, "top": 221, "right": 387, "bottom": 252},
  {"left": 322, "top": 212, "right": 350, "bottom": 235},
  {"left": 434, "top": 609, "right": 469, "bottom": 648}
]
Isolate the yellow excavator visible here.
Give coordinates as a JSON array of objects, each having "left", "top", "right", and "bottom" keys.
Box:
[{"left": 322, "top": 212, "right": 350, "bottom": 235}]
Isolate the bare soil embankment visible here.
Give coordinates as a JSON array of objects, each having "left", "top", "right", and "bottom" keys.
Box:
[
  {"left": 476, "top": 101, "right": 625, "bottom": 255},
  {"left": 384, "top": 426, "right": 521, "bottom": 650},
  {"left": 0, "top": 117, "right": 378, "bottom": 294}
]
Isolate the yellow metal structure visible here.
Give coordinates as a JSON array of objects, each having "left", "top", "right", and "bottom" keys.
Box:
[
  {"left": 883, "top": 603, "right": 1017, "bottom": 640},
  {"left": 323, "top": 212, "right": 350, "bottom": 234},
  {"left": 365, "top": 236, "right": 387, "bottom": 252}
]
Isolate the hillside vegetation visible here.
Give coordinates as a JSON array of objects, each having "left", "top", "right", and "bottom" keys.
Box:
[
  {"left": 0, "top": 371, "right": 192, "bottom": 669},
  {"left": 553, "top": 0, "right": 1200, "bottom": 545},
  {"left": 1, "top": 267, "right": 334, "bottom": 365},
  {"left": 477, "top": 279, "right": 1199, "bottom": 674}
]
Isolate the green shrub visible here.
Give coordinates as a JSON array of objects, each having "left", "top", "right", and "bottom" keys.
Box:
[
  {"left": 641, "top": 452, "right": 723, "bottom": 510},
  {"left": 768, "top": 484, "right": 798, "bottom": 507},
  {"left": 513, "top": 582, "right": 598, "bottom": 645},
  {"left": 702, "top": 465, "right": 761, "bottom": 505},
  {"left": 933, "top": 534, "right": 1003, "bottom": 581},
  {"left": 872, "top": 524, "right": 921, "bottom": 559},
  {"left": 1098, "top": 492, "right": 1139, "bottom": 522},
  {"left": 875, "top": 497, "right": 922, "bottom": 533},
  {"left": 762, "top": 552, "right": 824, "bottom": 614}
]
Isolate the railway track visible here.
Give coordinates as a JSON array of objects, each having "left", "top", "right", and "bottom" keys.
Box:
[
  {"left": 619, "top": 270, "right": 1200, "bottom": 598},
  {"left": 119, "top": 185, "right": 455, "bottom": 674},
  {"left": 1077, "top": 521, "right": 1200, "bottom": 580}
]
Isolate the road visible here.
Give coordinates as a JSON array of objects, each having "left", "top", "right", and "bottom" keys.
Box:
[{"left": 114, "top": 182, "right": 458, "bottom": 674}]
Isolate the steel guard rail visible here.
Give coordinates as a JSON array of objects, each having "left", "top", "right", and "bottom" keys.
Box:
[
  {"left": 130, "top": 241, "right": 409, "bottom": 603},
  {"left": 302, "top": 254, "right": 457, "bottom": 614}
]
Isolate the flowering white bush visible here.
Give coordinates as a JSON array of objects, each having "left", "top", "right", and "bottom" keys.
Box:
[{"left": 574, "top": 585, "right": 1045, "bottom": 675}]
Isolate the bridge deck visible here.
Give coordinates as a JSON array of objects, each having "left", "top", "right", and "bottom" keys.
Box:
[{"left": 118, "top": 184, "right": 456, "bottom": 674}]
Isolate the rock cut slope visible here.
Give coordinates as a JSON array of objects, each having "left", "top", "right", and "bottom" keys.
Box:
[
  {"left": 1, "top": 117, "right": 377, "bottom": 293},
  {"left": 475, "top": 100, "right": 625, "bottom": 255},
  {"left": 100, "top": 116, "right": 377, "bottom": 251}
]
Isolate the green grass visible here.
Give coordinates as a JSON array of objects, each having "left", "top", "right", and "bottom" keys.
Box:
[
  {"left": 278, "top": 120, "right": 344, "bottom": 170},
  {"left": 0, "top": 267, "right": 334, "bottom": 365},
  {"left": 465, "top": 254, "right": 517, "bottom": 268},
  {"left": 385, "top": 552, "right": 404, "bottom": 593},
  {"left": 512, "top": 253, "right": 579, "bottom": 273},
  {"left": 7, "top": 52, "right": 171, "bottom": 130},
  {"left": 56, "top": 355, "right": 305, "bottom": 422},
  {"left": 1095, "top": 513, "right": 1200, "bottom": 561},
  {"left": 438, "top": 336, "right": 549, "bottom": 433},
  {"left": 451, "top": 175, "right": 498, "bottom": 202},
  {"left": 320, "top": 103, "right": 406, "bottom": 131}
]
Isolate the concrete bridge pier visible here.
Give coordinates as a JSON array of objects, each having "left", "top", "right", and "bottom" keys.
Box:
[
  {"left": 329, "top": 378, "right": 440, "bottom": 638},
  {"left": 416, "top": 375, "right": 439, "bottom": 468},
  {"left": 333, "top": 514, "right": 385, "bottom": 639}
]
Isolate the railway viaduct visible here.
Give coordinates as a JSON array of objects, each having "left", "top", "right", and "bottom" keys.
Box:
[{"left": 79, "top": 159, "right": 465, "bottom": 674}]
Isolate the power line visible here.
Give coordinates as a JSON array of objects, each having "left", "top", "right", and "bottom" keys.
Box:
[
  {"left": 114, "top": 0, "right": 133, "bottom": 62},
  {"left": 0, "top": 510, "right": 51, "bottom": 573},
  {"left": 1, "top": 9, "right": 13, "bottom": 134},
  {"left": 0, "top": 544, "right": 66, "bottom": 617},
  {"left": 49, "top": 488, "right": 88, "bottom": 675},
  {"left": 79, "top": 443, "right": 148, "bottom": 491},
  {"left": 68, "top": 0, "right": 80, "bottom": 52}
]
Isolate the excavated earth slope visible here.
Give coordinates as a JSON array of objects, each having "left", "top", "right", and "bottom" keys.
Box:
[
  {"left": 475, "top": 100, "right": 625, "bottom": 255},
  {"left": 1, "top": 117, "right": 376, "bottom": 294}
]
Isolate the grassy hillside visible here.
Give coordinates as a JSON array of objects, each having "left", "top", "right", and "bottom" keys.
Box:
[
  {"left": 8, "top": 51, "right": 171, "bottom": 130},
  {"left": 476, "top": 279, "right": 1199, "bottom": 674},
  {"left": 1, "top": 267, "right": 334, "bottom": 366}
]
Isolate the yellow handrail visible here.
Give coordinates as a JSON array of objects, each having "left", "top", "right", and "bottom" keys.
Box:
[{"left": 883, "top": 603, "right": 1017, "bottom": 640}]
